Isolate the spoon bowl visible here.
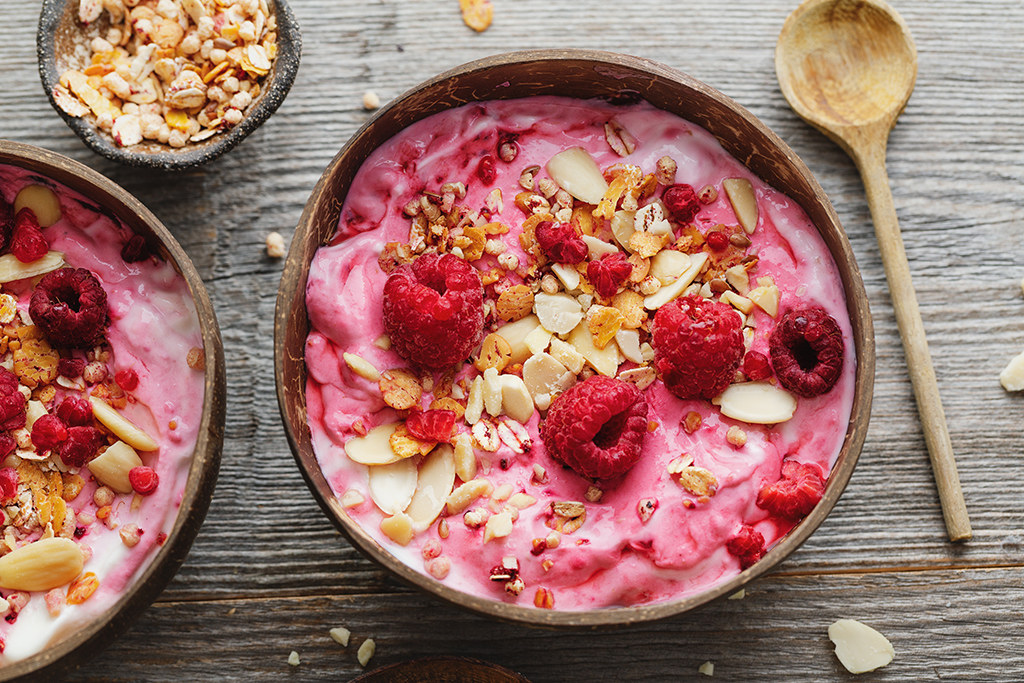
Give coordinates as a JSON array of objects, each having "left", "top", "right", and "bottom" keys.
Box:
[
  {"left": 777, "top": 0, "right": 972, "bottom": 542},
  {"left": 777, "top": 0, "right": 917, "bottom": 159}
]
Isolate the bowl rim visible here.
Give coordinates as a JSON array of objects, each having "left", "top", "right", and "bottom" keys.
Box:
[
  {"left": 35, "top": 0, "right": 302, "bottom": 171},
  {"left": 275, "top": 48, "right": 874, "bottom": 629},
  {"left": 0, "top": 140, "right": 226, "bottom": 679}
]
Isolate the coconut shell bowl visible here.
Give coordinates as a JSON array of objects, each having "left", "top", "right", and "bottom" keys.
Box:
[{"left": 275, "top": 49, "right": 874, "bottom": 629}]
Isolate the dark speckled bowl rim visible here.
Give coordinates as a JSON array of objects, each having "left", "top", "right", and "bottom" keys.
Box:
[
  {"left": 0, "top": 141, "right": 225, "bottom": 681},
  {"left": 36, "top": 0, "right": 301, "bottom": 171}
]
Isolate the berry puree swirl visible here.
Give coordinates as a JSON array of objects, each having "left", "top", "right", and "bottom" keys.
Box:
[{"left": 305, "top": 96, "right": 856, "bottom": 610}]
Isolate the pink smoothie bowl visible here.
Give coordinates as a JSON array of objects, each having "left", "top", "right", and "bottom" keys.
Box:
[{"left": 274, "top": 50, "right": 874, "bottom": 629}]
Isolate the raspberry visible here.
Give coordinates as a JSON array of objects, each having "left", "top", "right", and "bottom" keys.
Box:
[
  {"left": 742, "top": 350, "right": 773, "bottom": 381},
  {"left": 56, "top": 395, "right": 93, "bottom": 426},
  {"left": 756, "top": 460, "right": 825, "bottom": 520},
  {"left": 0, "top": 467, "right": 17, "bottom": 501},
  {"left": 0, "top": 195, "right": 14, "bottom": 252},
  {"left": 382, "top": 253, "right": 485, "bottom": 370},
  {"left": 31, "top": 414, "right": 68, "bottom": 452},
  {"left": 58, "top": 357, "right": 86, "bottom": 378},
  {"left": 120, "top": 234, "right": 150, "bottom": 263},
  {"left": 535, "top": 221, "right": 587, "bottom": 264},
  {"left": 0, "top": 367, "right": 26, "bottom": 431},
  {"left": 662, "top": 184, "right": 701, "bottom": 223},
  {"left": 726, "top": 524, "right": 765, "bottom": 570},
  {"left": 476, "top": 155, "right": 497, "bottom": 185},
  {"left": 10, "top": 209, "right": 49, "bottom": 263},
  {"left": 651, "top": 295, "right": 744, "bottom": 400},
  {"left": 29, "top": 268, "right": 109, "bottom": 349},
  {"left": 58, "top": 426, "right": 105, "bottom": 468},
  {"left": 769, "top": 307, "right": 844, "bottom": 397},
  {"left": 705, "top": 230, "right": 729, "bottom": 251},
  {"left": 115, "top": 368, "right": 139, "bottom": 392},
  {"left": 405, "top": 409, "right": 456, "bottom": 443},
  {"left": 540, "top": 376, "right": 649, "bottom": 480},
  {"left": 0, "top": 434, "right": 15, "bottom": 459},
  {"left": 587, "top": 252, "right": 632, "bottom": 298},
  {"left": 129, "top": 466, "right": 159, "bottom": 495}
]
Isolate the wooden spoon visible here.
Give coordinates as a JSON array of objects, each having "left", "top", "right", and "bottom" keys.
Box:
[{"left": 777, "top": 0, "right": 971, "bottom": 542}]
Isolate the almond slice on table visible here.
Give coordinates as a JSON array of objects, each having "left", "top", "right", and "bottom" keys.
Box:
[
  {"left": 89, "top": 396, "right": 159, "bottom": 451},
  {"left": 828, "top": 619, "right": 895, "bottom": 674},
  {"left": 0, "top": 538, "right": 84, "bottom": 591}
]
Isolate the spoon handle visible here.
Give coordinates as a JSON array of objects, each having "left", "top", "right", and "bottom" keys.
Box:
[{"left": 857, "top": 144, "right": 972, "bottom": 542}]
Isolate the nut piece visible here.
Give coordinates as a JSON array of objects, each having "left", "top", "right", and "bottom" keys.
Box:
[
  {"left": 329, "top": 626, "right": 351, "bottom": 647},
  {"left": 496, "top": 285, "right": 535, "bottom": 323},
  {"left": 265, "top": 232, "right": 286, "bottom": 258},
  {"left": 828, "top": 619, "right": 895, "bottom": 674},
  {"left": 459, "top": 0, "right": 493, "bottom": 32},
  {"left": 89, "top": 397, "right": 159, "bottom": 451},
  {"left": 357, "top": 638, "right": 376, "bottom": 667},
  {"left": 87, "top": 441, "right": 145, "bottom": 494},
  {"left": 362, "top": 91, "right": 381, "bottom": 110},
  {"left": 0, "top": 538, "right": 84, "bottom": 592},
  {"left": 677, "top": 466, "right": 718, "bottom": 498},
  {"left": 637, "top": 498, "right": 658, "bottom": 523},
  {"left": 378, "top": 369, "right": 422, "bottom": 410}
]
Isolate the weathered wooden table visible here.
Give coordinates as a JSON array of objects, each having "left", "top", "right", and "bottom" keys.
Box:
[{"left": 2, "top": 0, "right": 1023, "bottom": 680}]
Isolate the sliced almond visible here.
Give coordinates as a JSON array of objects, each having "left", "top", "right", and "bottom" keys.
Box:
[
  {"left": 548, "top": 337, "right": 585, "bottom": 375},
  {"left": 1000, "top": 350, "right": 1024, "bottom": 391},
  {"left": 483, "top": 510, "right": 514, "bottom": 543},
  {"left": 367, "top": 457, "right": 418, "bottom": 516},
  {"left": 748, "top": 282, "right": 781, "bottom": 317},
  {"left": 614, "top": 328, "right": 643, "bottom": 364},
  {"left": 523, "top": 353, "right": 575, "bottom": 401},
  {"left": 828, "top": 619, "right": 895, "bottom": 674},
  {"left": 406, "top": 444, "right": 456, "bottom": 531},
  {"left": 464, "top": 376, "right": 485, "bottom": 425},
  {"left": 497, "top": 314, "right": 543, "bottom": 365},
  {"left": 567, "top": 321, "right": 619, "bottom": 377},
  {"left": 545, "top": 147, "right": 609, "bottom": 205},
  {"left": 343, "top": 353, "right": 380, "bottom": 381},
  {"left": 344, "top": 423, "right": 402, "bottom": 466},
  {"left": 523, "top": 325, "right": 552, "bottom": 356},
  {"left": 533, "top": 292, "right": 584, "bottom": 335},
  {"left": 0, "top": 251, "right": 66, "bottom": 284},
  {"left": 87, "top": 440, "right": 143, "bottom": 494},
  {"left": 650, "top": 249, "right": 692, "bottom": 284},
  {"left": 14, "top": 185, "right": 62, "bottom": 227},
  {"left": 25, "top": 400, "right": 48, "bottom": 431},
  {"left": 643, "top": 252, "right": 709, "bottom": 310},
  {"left": 581, "top": 234, "right": 619, "bottom": 259},
  {"left": 715, "top": 382, "right": 797, "bottom": 424},
  {"left": 723, "top": 178, "right": 758, "bottom": 234},
  {"left": 550, "top": 263, "right": 581, "bottom": 291},
  {"left": 89, "top": 397, "right": 159, "bottom": 451},
  {"left": 611, "top": 210, "right": 637, "bottom": 251},
  {"left": 446, "top": 478, "right": 492, "bottom": 514},
  {"left": 482, "top": 367, "right": 502, "bottom": 418},
  {"left": 452, "top": 433, "right": 477, "bottom": 482},
  {"left": 0, "top": 538, "right": 84, "bottom": 591}
]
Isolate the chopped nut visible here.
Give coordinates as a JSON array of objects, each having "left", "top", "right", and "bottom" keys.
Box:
[
  {"left": 362, "top": 90, "right": 381, "bottom": 110},
  {"left": 186, "top": 346, "right": 206, "bottom": 370},
  {"left": 584, "top": 485, "right": 603, "bottom": 503},
  {"left": 497, "top": 418, "right": 531, "bottom": 454},
  {"left": 726, "top": 425, "right": 747, "bottom": 447},
  {"left": 655, "top": 156, "right": 677, "bottom": 185},
  {"left": 682, "top": 411, "right": 702, "bottom": 433},
  {"left": 474, "top": 333, "right": 512, "bottom": 373},
  {"left": 677, "top": 466, "right": 718, "bottom": 498},
  {"left": 534, "top": 587, "right": 555, "bottom": 609},
  {"left": 329, "top": 627, "right": 351, "bottom": 647},
  {"left": 265, "top": 231, "right": 286, "bottom": 258},
  {"left": 356, "top": 638, "right": 376, "bottom": 667},
  {"left": 637, "top": 498, "right": 658, "bottom": 523},
  {"left": 119, "top": 523, "right": 142, "bottom": 547}
]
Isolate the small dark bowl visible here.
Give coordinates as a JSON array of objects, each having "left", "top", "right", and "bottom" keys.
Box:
[
  {"left": 275, "top": 50, "right": 875, "bottom": 629},
  {"left": 37, "top": 0, "right": 301, "bottom": 171},
  {"left": 0, "top": 141, "right": 225, "bottom": 680}
]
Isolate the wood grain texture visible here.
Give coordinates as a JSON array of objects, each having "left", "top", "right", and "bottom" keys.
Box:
[{"left": 1, "top": 0, "right": 1023, "bottom": 679}]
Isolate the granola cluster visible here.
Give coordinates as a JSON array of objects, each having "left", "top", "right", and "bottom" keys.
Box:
[{"left": 55, "top": 0, "right": 279, "bottom": 148}]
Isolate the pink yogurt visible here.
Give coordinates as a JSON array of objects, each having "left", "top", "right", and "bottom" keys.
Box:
[
  {"left": 305, "top": 96, "right": 856, "bottom": 610},
  {"left": 0, "top": 165, "right": 205, "bottom": 662}
]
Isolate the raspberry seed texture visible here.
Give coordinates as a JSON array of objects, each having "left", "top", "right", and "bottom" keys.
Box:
[{"left": 540, "top": 376, "right": 649, "bottom": 480}]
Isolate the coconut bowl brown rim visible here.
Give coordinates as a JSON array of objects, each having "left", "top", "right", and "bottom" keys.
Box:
[
  {"left": 274, "top": 49, "right": 874, "bottom": 630},
  {"left": 36, "top": 0, "right": 301, "bottom": 171},
  {"left": 0, "top": 140, "right": 225, "bottom": 680}
]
